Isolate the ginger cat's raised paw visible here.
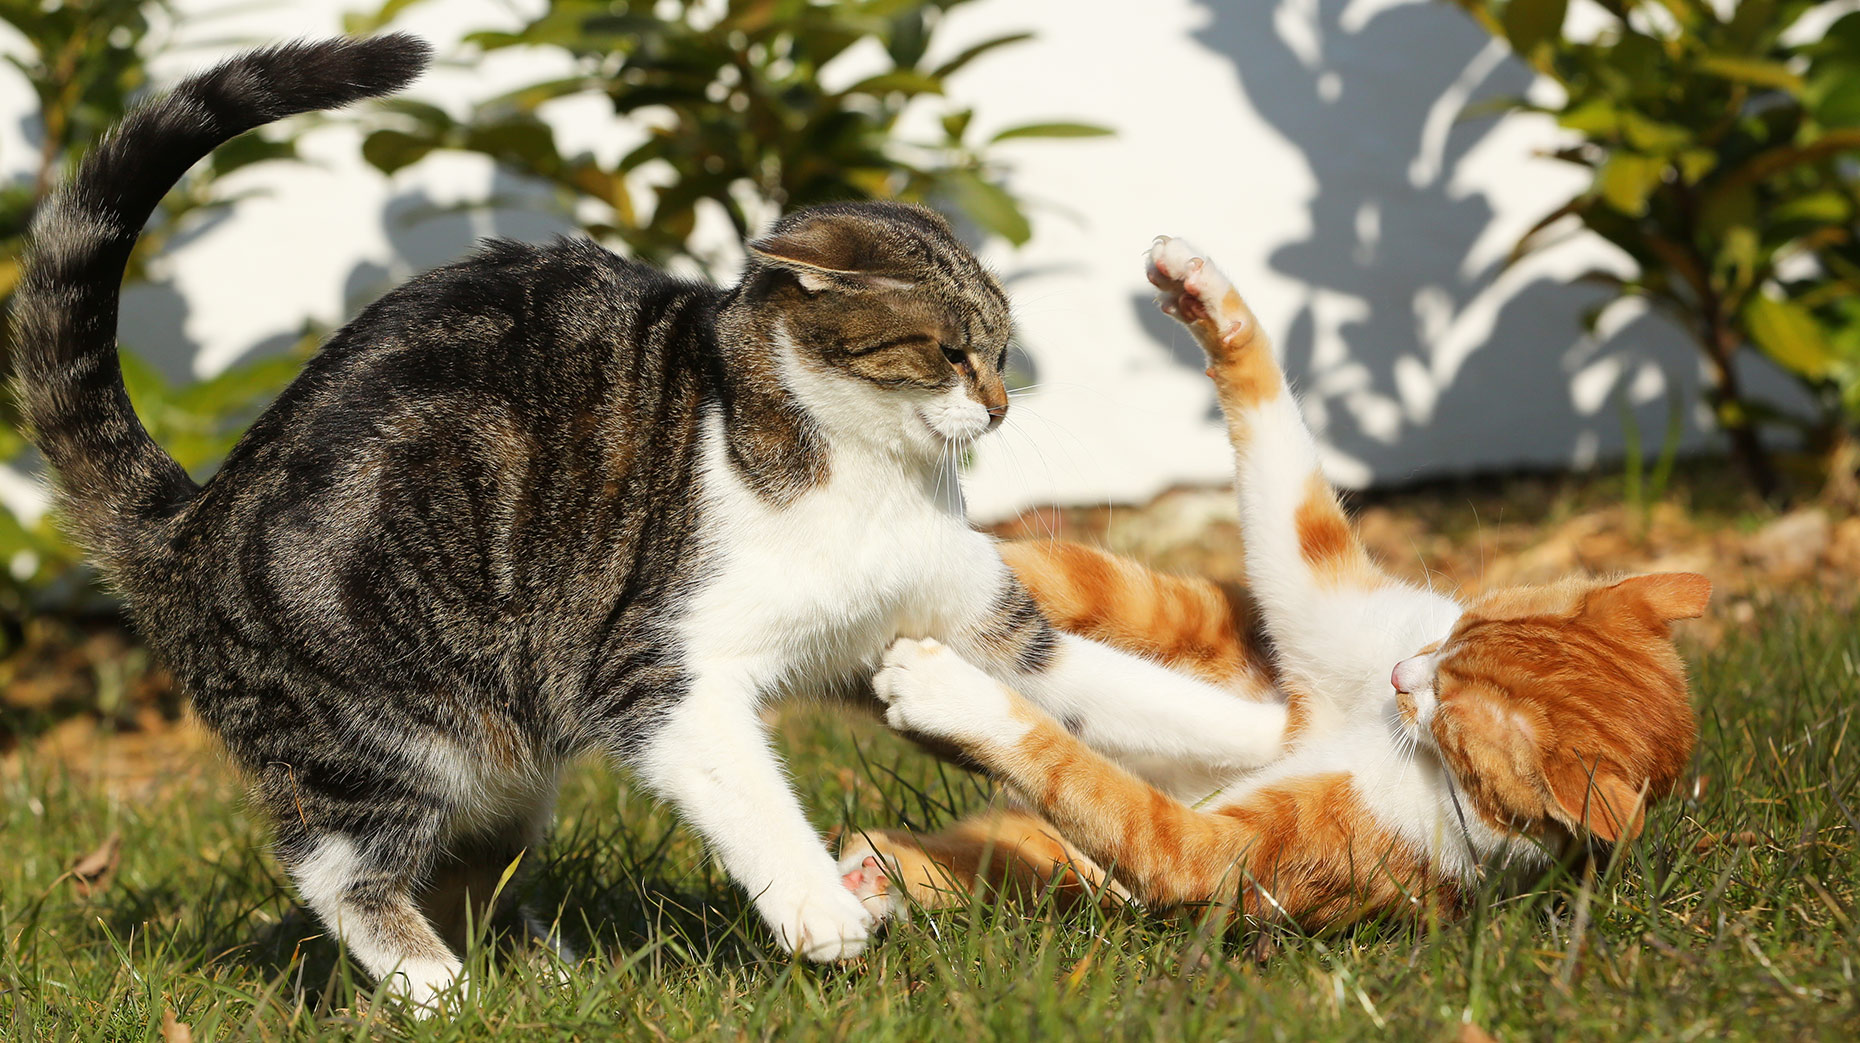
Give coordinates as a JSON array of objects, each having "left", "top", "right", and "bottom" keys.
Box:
[{"left": 1146, "top": 236, "right": 1255, "bottom": 359}]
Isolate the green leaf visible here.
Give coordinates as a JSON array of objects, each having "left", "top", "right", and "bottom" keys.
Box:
[
  {"left": 840, "top": 70, "right": 945, "bottom": 97},
  {"left": 1771, "top": 191, "right": 1851, "bottom": 226},
  {"left": 930, "top": 31, "right": 1033, "bottom": 79},
  {"left": 1744, "top": 293, "right": 1835, "bottom": 379},
  {"left": 360, "top": 129, "right": 436, "bottom": 175},
  {"left": 1556, "top": 98, "right": 1617, "bottom": 136},
  {"left": 342, "top": 0, "right": 434, "bottom": 34},
  {"left": 989, "top": 121, "right": 1114, "bottom": 143},
  {"left": 209, "top": 131, "right": 297, "bottom": 177},
  {"left": 1674, "top": 148, "right": 1715, "bottom": 184},
  {"left": 1711, "top": 128, "right": 1860, "bottom": 193},
  {"left": 170, "top": 354, "right": 300, "bottom": 415},
  {"left": 1501, "top": 0, "right": 1567, "bottom": 55},
  {"left": 463, "top": 120, "right": 560, "bottom": 170},
  {"left": 1596, "top": 153, "right": 1665, "bottom": 216},
  {"left": 1700, "top": 184, "right": 1754, "bottom": 238},
  {"left": 1806, "top": 63, "right": 1860, "bottom": 128},
  {"left": 1724, "top": 0, "right": 1778, "bottom": 50},
  {"left": 1619, "top": 112, "right": 1690, "bottom": 155},
  {"left": 1696, "top": 55, "right": 1804, "bottom": 94},
  {"left": 1714, "top": 224, "right": 1759, "bottom": 297},
  {"left": 946, "top": 169, "right": 1031, "bottom": 245},
  {"left": 482, "top": 76, "right": 602, "bottom": 114},
  {"left": 941, "top": 108, "right": 974, "bottom": 144}
]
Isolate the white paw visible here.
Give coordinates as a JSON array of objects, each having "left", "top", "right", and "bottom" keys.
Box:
[
  {"left": 873, "top": 638, "right": 1026, "bottom": 745},
  {"left": 760, "top": 881, "right": 876, "bottom": 962},
  {"left": 837, "top": 842, "right": 910, "bottom": 923},
  {"left": 383, "top": 960, "right": 466, "bottom": 1018},
  {"left": 1146, "top": 236, "right": 1246, "bottom": 343}
]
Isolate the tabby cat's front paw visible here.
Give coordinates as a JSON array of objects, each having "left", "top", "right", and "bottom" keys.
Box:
[
  {"left": 1146, "top": 236, "right": 1254, "bottom": 359},
  {"left": 873, "top": 638, "right": 1031, "bottom": 747},
  {"left": 759, "top": 881, "right": 876, "bottom": 962}
]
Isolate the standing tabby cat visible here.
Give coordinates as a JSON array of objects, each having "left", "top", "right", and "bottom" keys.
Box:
[
  {"left": 840, "top": 239, "right": 1708, "bottom": 930},
  {"left": 12, "top": 39, "right": 1288, "bottom": 1005}
]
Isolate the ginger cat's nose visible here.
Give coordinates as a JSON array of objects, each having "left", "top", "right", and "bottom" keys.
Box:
[{"left": 1392, "top": 655, "right": 1433, "bottom": 693}]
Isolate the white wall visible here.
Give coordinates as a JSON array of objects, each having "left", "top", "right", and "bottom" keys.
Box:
[{"left": 0, "top": 0, "right": 1797, "bottom": 525}]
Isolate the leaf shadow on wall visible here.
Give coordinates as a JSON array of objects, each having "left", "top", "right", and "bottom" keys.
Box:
[
  {"left": 1145, "top": 0, "right": 1735, "bottom": 487},
  {"left": 117, "top": 169, "right": 578, "bottom": 383}
]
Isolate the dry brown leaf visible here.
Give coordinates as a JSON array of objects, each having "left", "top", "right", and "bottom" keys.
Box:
[
  {"left": 1246, "top": 929, "right": 1277, "bottom": 964},
  {"left": 69, "top": 831, "right": 122, "bottom": 897},
  {"left": 1693, "top": 830, "right": 1764, "bottom": 853},
  {"left": 1455, "top": 1024, "right": 1498, "bottom": 1043},
  {"left": 160, "top": 1008, "right": 193, "bottom": 1043}
]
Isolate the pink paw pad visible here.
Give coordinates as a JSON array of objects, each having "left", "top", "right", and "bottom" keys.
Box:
[{"left": 842, "top": 855, "right": 890, "bottom": 898}]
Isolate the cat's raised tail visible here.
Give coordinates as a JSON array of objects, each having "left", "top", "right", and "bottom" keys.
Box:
[{"left": 10, "top": 34, "right": 429, "bottom": 573}]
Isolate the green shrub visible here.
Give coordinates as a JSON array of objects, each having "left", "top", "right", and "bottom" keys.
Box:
[
  {"left": 1450, "top": 0, "right": 1860, "bottom": 502},
  {"left": 346, "top": 0, "right": 1108, "bottom": 269}
]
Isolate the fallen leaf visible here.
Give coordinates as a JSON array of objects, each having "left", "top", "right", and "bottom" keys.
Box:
[
  {"left": 1456, "top": 1024, "right": 1498, "bottom": 1043},
  {"left": 69, "top": 831, "right": 122, "bottom": 897},
  {"left": 161, "top": 1008, "right": 193, "bottom": 1043},
  {"left": 1693, "top": 830, "right": 1764, "bottom": 853},
  {"left": 1247, "top": 929, "right": 1277, "bottom": 964}
]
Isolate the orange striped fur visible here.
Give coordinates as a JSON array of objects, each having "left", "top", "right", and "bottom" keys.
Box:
[
  {"left": 997, "top": 541, "right": 1273, "bottom": 692},
  {"left": 845, "top": 550, "right": 1453, "bottom": 930},
  {"left": 843, "top": 239, "right": 1705, "bottom": 937}
]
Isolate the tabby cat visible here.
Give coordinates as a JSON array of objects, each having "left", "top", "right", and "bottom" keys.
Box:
[
  {"left": 838, "top": 238, "right": 1709, "bottom": 930},
  {"left": 12, "top": 39, "right": 1291, "bottom": 1006}
]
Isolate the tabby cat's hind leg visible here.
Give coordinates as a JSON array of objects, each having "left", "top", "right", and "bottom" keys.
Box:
[
  {"left": 259, "top": 748, "right": 474, "bottom": 1012},
  {"left": 836, "top": 810, "right": 1132, "bottom": 922},
  {"left": 282, "top": 824, "right": 462, "bottom": 1012},
  {"left": 420, "top": 792, "right": 569, "bottom": 965}
]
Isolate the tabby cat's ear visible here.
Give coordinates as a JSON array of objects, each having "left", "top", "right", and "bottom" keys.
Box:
[
  {"left": 748, "top": 214, "right": 918, "bottom": 293},
  {"left": 1549, "top": 766, "right": 1649, "bottom": 844},
  {"left": 1593, "top": 573, "right": 1712, "bottom": 627}
]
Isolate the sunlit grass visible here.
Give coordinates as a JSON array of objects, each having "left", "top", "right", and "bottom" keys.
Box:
[{"left": 3, "top": 601, "right": 1856, "bottom": 1041}]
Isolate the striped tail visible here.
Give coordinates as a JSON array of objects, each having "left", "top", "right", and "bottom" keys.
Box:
[{"left": 9, "top": 34, "right": 429, "bottom": 574}]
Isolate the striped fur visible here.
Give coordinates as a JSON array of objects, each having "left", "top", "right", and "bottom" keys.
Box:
[
  {"left": 843, "top": 241, "right": 1706, "bottom": 935},
  {"left": 11, "top": 43, "right": 1299, "bottom": 1010},
  {"left": 11, "top": 35, "right": 430, "bottom": 575}
]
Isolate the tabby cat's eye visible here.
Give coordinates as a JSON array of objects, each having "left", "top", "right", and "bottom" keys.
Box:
[{"left": 941, "top": 343, "right": 968, "bottom": 368}]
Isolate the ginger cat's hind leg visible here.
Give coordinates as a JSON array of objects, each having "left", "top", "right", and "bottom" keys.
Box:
[{"left": 836, "top": 810, "right": 1132, "bottom": 922}]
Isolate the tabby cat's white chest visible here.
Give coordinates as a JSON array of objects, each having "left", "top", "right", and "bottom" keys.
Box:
[{"left": 678, "top": 412, "right": 996, "bottom": 687}]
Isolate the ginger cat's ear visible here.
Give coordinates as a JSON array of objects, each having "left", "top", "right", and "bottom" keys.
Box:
[
  {"left": 748, "top": 212, "right": 918, "bottom": 293},
  {"left": 1593, "top": 573, "right": 1712, "bottom": 627},
  {"left": 1550, "top": 766, "right": 1649, "bottom": 844}
]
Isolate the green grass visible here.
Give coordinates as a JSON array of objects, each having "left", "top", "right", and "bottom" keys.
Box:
[{"left": 3, "top": 602, "right": 1857, "bottom": 1041}]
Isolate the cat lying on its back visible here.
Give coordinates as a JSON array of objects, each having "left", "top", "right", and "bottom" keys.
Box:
[
  {"left": 840, "top": 239, "right": 1708, "bottom": 929},
  {"left": 13, "top": 39, "right": 1289, "bottom": 1007}
]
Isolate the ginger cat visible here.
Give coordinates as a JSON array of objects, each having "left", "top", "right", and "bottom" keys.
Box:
[{"left": 837, "top": 239, "right": 1708, "bottom": 931}]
